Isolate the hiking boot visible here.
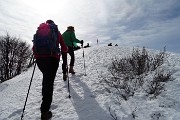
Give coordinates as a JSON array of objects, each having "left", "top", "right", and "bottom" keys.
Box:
[
  {"left": 69, "top": 66, "right": 75, "bottom": 74},
  {"left": 41, "top": 111, "right": 52, "bottom": 120},
  {"left": 63, "top": 74, "right": 67, "bottom": 81}
]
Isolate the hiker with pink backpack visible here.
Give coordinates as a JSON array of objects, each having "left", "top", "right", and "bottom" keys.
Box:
[{"left": 32, "top": 20, "right": 68, "bottom": 119}]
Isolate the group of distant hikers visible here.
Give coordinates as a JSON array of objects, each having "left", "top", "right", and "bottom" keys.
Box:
[
  {"left": 30, "top": 20, "right": 83, "bottom": 120},
  {"left": 108, "top": 43, "right": 118, "bottom": 46}
]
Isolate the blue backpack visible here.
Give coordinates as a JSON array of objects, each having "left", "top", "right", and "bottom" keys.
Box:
[{"left": 33, "top": 23, "right": 60, "bottom": 55}]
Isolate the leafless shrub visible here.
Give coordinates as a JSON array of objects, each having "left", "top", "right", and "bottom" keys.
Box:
[
  {"left": 99, "top": 47, "right": 173, "bottom": 119},
  {"left": 145, "top": 81, "right": 165, "bottom": 99},
  {"left": 153, "top": 69, "right": 172, "bottom": 83},
  {"left": 150, "top": 112, "right": 164, "bottom": 120},
  {"left": 132, "top": 107, "right": 138, "bottom": 119},
  {"left": 130, "top": 47, "right": 150, "bottom": 75},
  {"left": 150, "top": 47, "right": 167, "bottom": 71},
  {"left": 145, "top": 69, "right": 172, "bottom": 98},
  {"left": 109, "top": 107, "right": 118, "bottom": 120},
  {"left": 100, "top": 47, "right": 168, "bottom": 101}
]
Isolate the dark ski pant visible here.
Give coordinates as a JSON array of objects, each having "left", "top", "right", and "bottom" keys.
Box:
[
  {"left": 36, "top": 57, "right": 59, "bottom": 113},
  {"left": 62, "top": 46, "right": 75, "bottom": 74}
]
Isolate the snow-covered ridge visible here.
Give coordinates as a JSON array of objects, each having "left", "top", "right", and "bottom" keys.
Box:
[{"left": 1, "top": 45, "right": 180, "bottom": 120}]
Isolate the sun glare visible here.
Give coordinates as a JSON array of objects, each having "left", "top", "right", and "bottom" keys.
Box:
[{"left": 21, "top": 0, "right": 64, "bottom": 16}]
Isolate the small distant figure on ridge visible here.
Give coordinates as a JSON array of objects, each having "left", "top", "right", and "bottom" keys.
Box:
[{"left": 108, "top": 43, "right": 112, "bottom": 46}]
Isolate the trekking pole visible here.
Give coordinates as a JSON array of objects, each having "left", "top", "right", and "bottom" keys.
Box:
[
  {"left": 66, "top": 64, "right": 71, "bottom": 98},
  {"left": 82, "top": 45, "right": 87, "bottom": 76},
  {"left": 21, "top": 61, "right": 37, "bottom": 120}
]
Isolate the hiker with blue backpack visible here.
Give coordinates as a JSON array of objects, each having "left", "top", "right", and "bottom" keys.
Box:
[
  {"left": 62, "top": 26, "right": 83, "bottom": 81},
  {"left": 32, "top": 20, "right": 68, "bottom": 120}
]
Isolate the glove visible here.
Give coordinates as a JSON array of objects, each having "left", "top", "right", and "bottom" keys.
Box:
[{"left": 80, "top": 40, "right": 84, "bottom": 45}]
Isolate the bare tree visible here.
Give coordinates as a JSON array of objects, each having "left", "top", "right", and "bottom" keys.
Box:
[
  {"left": 0, "top": 33, "right": 32, "bottom": 82},
  {"left": 15, "top": 41, "right": 31, "bottom": 75}
]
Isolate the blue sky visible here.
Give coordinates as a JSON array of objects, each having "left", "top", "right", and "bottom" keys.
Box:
[{"left": 0, "top": 0, "right": 180, "bottom": 53}]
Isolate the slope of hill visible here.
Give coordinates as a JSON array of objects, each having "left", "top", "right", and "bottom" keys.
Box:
[{"left": 1, "top": 45, "right": 180, "bottom": 120}]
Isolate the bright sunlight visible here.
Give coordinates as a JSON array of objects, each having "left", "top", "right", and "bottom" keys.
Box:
[{"left": 20, "top": 0, "right": 69, "bottom": 17}]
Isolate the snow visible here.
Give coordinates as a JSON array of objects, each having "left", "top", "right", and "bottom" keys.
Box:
[{"left": 1, "top": 45, "right": 180, "bottom": 120}]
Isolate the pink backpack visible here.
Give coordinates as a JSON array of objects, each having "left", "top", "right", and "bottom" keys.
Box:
[{"left": 33, "top": 23, "right": 60, "bottom": 55}]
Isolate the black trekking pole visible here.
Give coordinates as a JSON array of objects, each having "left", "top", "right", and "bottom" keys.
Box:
[
  {"left": 66, "top": 64, "right": 71, "bottom": 98},
  {"left": 82, "top": 44, "right": 87, "bottom": 76},
  {"left": 21, "top": 61, "right": 37, "bottom": 120}
]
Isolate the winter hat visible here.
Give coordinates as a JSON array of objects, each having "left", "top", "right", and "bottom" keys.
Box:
[
  {"left": 67, "top": 26, "right": 74, "bottom": 31},
  {"left": 46, "top": 20, "right": 54, "bottom": 24}
]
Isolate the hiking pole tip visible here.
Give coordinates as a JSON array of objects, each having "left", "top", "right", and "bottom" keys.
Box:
[{"left": 69, "top": 95, "right": 71, "bottom": 98}]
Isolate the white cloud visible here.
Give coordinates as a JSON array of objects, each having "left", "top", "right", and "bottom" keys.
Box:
[{"left": 0, "top": 0, "right": 180, "bottom": 52}]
